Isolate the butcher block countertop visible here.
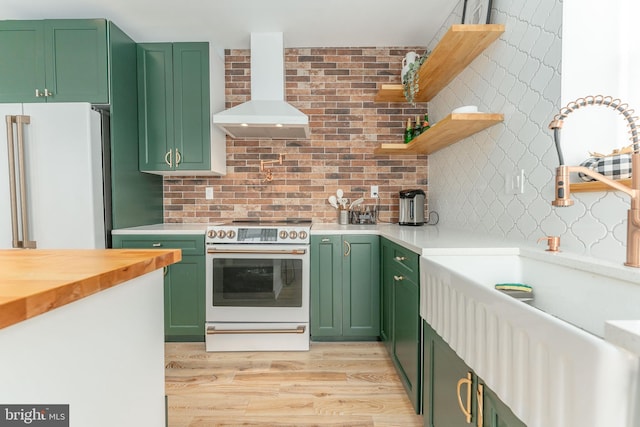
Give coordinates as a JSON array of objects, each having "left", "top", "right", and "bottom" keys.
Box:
[{"left": 0, "top": 249, "right": 181, "bottom": 330}]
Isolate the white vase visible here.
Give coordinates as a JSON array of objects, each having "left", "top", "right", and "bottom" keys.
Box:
[{"left": 401, "top": 51, "right": 419, "bottom": 80}]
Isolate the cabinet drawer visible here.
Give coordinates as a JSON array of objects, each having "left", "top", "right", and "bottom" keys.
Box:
[
  {"left": 113, "top": 234, "right": 204, "bottom": 256},
  {"left": 387, "top": 241, "right": 419, "bottom": 278}
]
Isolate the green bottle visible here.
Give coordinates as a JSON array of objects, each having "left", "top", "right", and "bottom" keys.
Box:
[
  {"left": 404, "top": 118, "right": 413, "bottom": 143},
  {"left": 421, "top": 113, "right": 431, "bottom": 133}
]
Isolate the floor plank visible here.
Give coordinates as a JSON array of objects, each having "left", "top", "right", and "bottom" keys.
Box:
[{"left": 165, "top": 341, "right": 423, "bottom": 427}]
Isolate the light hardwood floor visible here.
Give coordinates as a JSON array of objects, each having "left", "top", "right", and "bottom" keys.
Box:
[{"left": 165, "top": 341, "right": 423, "bottom": 427}]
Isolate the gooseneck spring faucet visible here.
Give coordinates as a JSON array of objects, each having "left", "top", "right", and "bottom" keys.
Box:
[{"left": 548, "top": 95, "right": 640, "bottom": 267}]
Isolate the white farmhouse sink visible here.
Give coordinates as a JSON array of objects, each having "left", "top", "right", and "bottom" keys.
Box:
[{"left": 420, "top": 250, "right": 640, "bottom": 427}]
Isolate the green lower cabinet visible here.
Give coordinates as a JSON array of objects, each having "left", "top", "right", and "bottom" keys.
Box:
[
  {"left": 310, "top": 235, "right": 380, "bottom": 340},
  {"left": 381, "top": 237, "right": 421, "bottom": 413},
  {"left": 480, "top": 381, "right": 527, "bottom": 427},
  {"left": 112, "top": 234, "right": 205, "bottom": 341},
  {"left": 423, "top": 320, "right": 526, "bottom": 427},
  {"left": 162, "top": 254, "right": 205, "bottom": 341},
  {"left": 393, "top": 269, "right": 420, "bottom": 412},
  {"left": 380, "top": 242, "right": 394, "bottom": 350}
]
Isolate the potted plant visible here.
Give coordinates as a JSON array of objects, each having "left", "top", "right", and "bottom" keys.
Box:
[{"left": 402, "top": 51, "right": 430, "bottom": 104}]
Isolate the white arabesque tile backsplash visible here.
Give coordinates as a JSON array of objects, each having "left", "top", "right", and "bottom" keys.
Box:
[{"left": 427, "top": 0, "right": 630, "bottom": 264}]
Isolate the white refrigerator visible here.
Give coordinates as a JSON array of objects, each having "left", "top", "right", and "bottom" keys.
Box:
[{"left": 1, "top": 103, "right": 108, "bottom": 249}]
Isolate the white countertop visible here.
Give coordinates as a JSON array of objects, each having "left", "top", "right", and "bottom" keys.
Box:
[
  {"left": 114, "top": 221, "right": 640, "bottom": 355},
  {"left": 111, "top": 223, "right": 211, "bottom": 235},
  {"left": 605, "top": 320, "right": 640, "bottom": 355},
  {"left": 311, "top": 223, "right": 521, "bottom": 255}
]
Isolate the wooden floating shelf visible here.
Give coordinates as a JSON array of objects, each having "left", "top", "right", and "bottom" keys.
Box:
[
  {"left": 374, "top": 113, "right": 504, "bottom": 155},
  {"left": 570, "top": 178, "right": 632, "bottom": 193},
  {"left": 374, "top": 24, "right": 505, "bottom": 103}
]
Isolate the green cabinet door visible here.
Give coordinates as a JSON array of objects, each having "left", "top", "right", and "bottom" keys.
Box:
[
  {"left": 380, "top": 240, "right": 394, "bottom": 350},
  {"left": 429, "top": 323, "right": 474, "bottom": 427},
  {"left": 343, "top": 235, "right": 380, "bottom": 337},
  {"left": 381, "top": 237, "right": 421, "bottom": 413},
  {"left": 137, "top": 42, "right": 210, "bottom": 173},
  {"left": 108, "top": 22, "right": 163, "bottom": 230},
  {"left": 393, "top": 269, "right": 420, "bottom": 411},
  {"left": 310, "top": 235, "right": 343, "bottom": 337},
  {"left": 310, "top": 234, "right": 380, "bottom": 340},
  {"left": 0, "top": 21, "right": 45, "bottom": 102},
  {"left": 173, "top": 43, "right": 210, "bottom": 170},
  {"left": 44, "top": 20, "right": 108, "bottom": 103},
  {"left": 0, "top": 19, "right": 108, "bottom": 103},
  {"left": 137, "top": 43, "right": 174, "bottom": 172},
  {"left": 112, "top": 234, "right": 205, "bottom": 342},
  {"left": 480, "top": 381, "right": 527, "bottom": 427},
  {"left": 423, "top": 320, "right": 526, "bottom": 427},
  {"left": 164, "top": 254, "right": 205, "bottom": 341}
]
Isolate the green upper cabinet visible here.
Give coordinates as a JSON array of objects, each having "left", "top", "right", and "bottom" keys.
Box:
[
  {"left": 137, "top": 42, "right": 211, "bottom": 174},
  {"left": 310, "top": 234, "right": 380, "bottom": 340},
  {"left": 107, "top": 22, "right": 163, "bottom": 230},
  {"left": 0, "top": 19, "right": 108, "bottom": 103}
]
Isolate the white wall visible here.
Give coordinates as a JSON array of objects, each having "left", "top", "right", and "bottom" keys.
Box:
[
  {"left": 561, "top": 0, "right": 640, "bottom": 166},
  {"left": 428, "top": 0, "right": 635, "bottom": 264}
]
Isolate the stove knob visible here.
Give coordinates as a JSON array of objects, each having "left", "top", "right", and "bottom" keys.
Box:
[
  {"left": 227, "top": 230, "right": 236, "bottom": 239},
  {"left": 299, "top": 231, "right": 308, "bottom": 240},
  {"left": 279, "top": 230, "right": 288, "bottom": 239},
  {"left": 218, "top": 230, "right": 227, "bottom": 239},
  {"left": 289, "top": 230, "right": 298, "bottom": 239},
  {"left": 207, "top": 230, "right": 217, "bottom": 238}
]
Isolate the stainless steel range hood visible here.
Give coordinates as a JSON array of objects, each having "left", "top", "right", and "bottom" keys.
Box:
[{"left": 212, "top": 32, "right": 309, "bottom": 139}]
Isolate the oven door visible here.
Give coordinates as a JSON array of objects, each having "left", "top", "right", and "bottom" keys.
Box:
[{"left": 205, "top": 244, "right": 309, "bottom": 323}]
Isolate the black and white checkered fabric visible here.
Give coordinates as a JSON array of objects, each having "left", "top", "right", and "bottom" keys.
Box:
[{"left": 578, "top": 154, "right": 633, "bottom": 181}]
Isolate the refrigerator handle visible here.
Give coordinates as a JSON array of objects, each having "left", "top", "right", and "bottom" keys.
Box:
[
  {"left": 6, "top": 115, "right": 20, "bottom": 248},
  {"left": 15, "top": 115, "right": 36, "bottom": 248},
  {"left": 6, "top": 115, "right": 36, "bottom": 249}
]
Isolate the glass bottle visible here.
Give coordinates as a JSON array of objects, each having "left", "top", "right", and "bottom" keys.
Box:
[
  {"left": 404, "top": 118, "right": 413, "bottom": 143},
  {"left": 421, "top": 113, "right": 431, "bottom": 133},
  {"left": 413, "top": 115, "right": 422, "bottom": 138}
]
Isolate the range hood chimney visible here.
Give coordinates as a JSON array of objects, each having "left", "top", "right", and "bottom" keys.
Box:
[{"left": 212, "top": 32, "right": 309, "bottom": 139}]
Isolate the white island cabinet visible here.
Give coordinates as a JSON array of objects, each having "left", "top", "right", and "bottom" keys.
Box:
[{"left": 0, "top": 249, "right": 180, "bottom": 427}]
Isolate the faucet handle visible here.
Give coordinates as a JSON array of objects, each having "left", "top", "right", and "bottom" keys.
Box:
[{"left": 538, "top": 236, "right": 560, "bottom": 252}]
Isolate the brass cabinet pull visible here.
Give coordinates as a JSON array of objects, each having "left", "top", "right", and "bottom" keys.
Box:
[
  {"left": 164, "top": 150, "right": 172, "bottom": 167},
  {"left": 393, "top": 275, "right": 404, "bottom": 281},
  {"left": 344, "top": 240, "right": 351, "bottom": 257},
  {"left": 394, "top": 256, "right": 406, "bottom": 261},
  {"left": 175, "top": 148, "right": 181, "bottom": 165},
  {"left": 477, "top": 383, "right": 484, "bottom": 427},
  {"left": 456, "top": 372, "right": 473, "bottom": 424}
]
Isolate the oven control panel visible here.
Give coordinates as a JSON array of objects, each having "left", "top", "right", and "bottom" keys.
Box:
[{"left": 206, "top": 225, "right": 309, "bottom": 244}]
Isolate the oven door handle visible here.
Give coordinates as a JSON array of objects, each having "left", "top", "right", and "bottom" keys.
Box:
[
  {"left": 207, "top": 248, "right": 307, "bottom": 255},
  {"left": 207, "top": 326, "right": 306, "bottom": 335}
]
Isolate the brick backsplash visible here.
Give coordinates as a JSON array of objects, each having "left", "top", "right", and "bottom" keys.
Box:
[{"left": 164, "top": 47, "right": 429, "bottom": 223}]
